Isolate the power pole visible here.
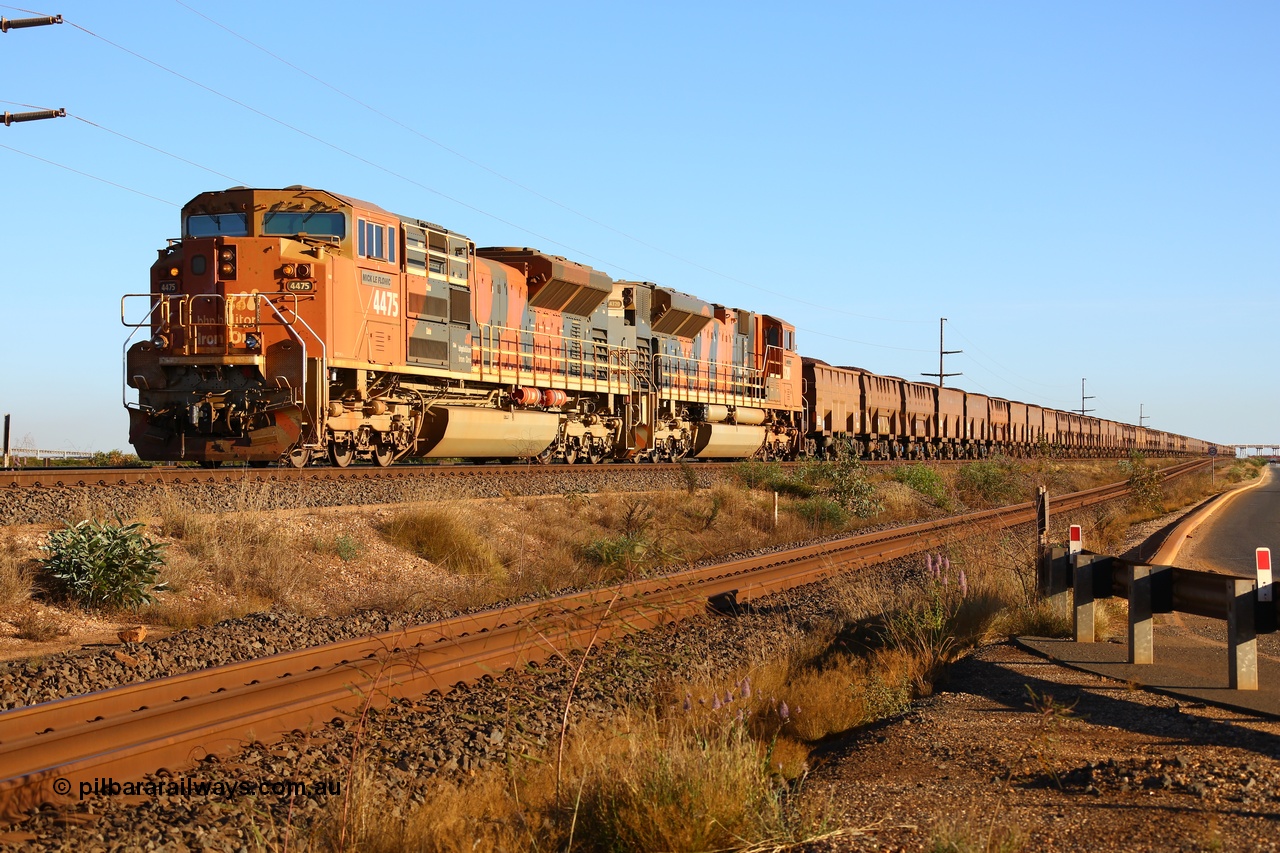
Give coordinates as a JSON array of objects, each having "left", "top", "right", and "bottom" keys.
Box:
[
  {"left": 1139, "top": 403, "right": 1149, "bottom": 427},
  {"left": 921, "top": 317, "right": 962, "bottom": 387},
  {"left": 1078, "top": 378, "right": 1095, "bottom": 416}
]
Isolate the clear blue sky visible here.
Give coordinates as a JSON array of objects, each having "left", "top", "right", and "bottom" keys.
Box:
[{"left": 1, "top": 1, "right": 1274, "bottom": 452}]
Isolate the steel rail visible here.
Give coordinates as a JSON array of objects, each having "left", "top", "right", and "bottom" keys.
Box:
[
  {"left": 0, "top": 458, "right": 1207, "bottom": 820},
  {"left": 1, "top": 453, "right": 1182, "bottom": 490}
]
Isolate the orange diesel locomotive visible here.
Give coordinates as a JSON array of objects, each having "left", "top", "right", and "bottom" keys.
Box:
[{"left": 124, "top": 187, "right": 804, "bottom": 467}]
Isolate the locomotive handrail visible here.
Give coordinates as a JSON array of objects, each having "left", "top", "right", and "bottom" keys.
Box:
[
  {"left": 120, "top": 297, "right": 163, "bottom": 408},
  {"left": 475, "top": 323, "right": 634, "bottom": 393},
  {"left": 120, "top": 293, "right": 164, "bottom": 329},
  {"left": 654, "top": 352, "right": 767, "bottom": 406},
  {"left": 263, "top": 294, "right": 326, "bottom": 442}
]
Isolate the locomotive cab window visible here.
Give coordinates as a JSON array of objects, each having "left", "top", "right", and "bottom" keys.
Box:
[
  {"left": 262, "top": 211, "right": 346, "bottom": 239},
  {"left": 186, "top": 213, "right": 248, "bottom": 238},
  {"left": 357, "top": 218, "right": 397, "bottom": 263}
]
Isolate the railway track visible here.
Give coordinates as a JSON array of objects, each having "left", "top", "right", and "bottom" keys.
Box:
[
  {"left": 0, "top": 458, "right": 1208, "bottom": 821},
  {"left": 1, "top": 453, "right": 1180, "bottom": 490}
]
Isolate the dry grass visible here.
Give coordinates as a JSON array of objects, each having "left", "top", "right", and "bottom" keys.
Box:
[
  {"left": 0, "top": 539, "right": 35, "bottom": 607},
  {"left": 147, "top": 490, "right": 323, "bottom": 624},
  {"left": 272, "top": 459, "right": 1211, "bottom": 851},
  {"left": 9, "top": 607, "right": 68, "bottom": 641},
  {"left": 308, "top": 708, "right": 833, "bottom": 853},
  {"left": 382, "top": 508, "right": 504, "bottom": 578},
  {"left": 30, "top": 457, "right": 1182, "bottom": 636}
]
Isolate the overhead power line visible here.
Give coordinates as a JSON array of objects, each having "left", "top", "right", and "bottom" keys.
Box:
[{"left": 170, "top": 0, "right": 934, "bottom": 327}]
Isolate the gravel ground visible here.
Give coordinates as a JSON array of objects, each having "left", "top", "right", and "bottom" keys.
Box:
[
  {"left": 2, "top": 553, "right": 904, "bottom": 850},
  {"left": 0, "top": 465, "right": 728, "bottom": 527},
  {"left": 0, "top": 516, "right": 895, "bottom": 712},
  {"left": 800, "top": 642, "right": 1280, "bottom": 852},
  {"left": 0, "top": 495, "right": 1238, "bottom": 850}
]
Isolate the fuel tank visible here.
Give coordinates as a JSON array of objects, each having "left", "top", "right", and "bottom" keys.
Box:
[
  {"left": 688, "top": 423, "right": 765, "bottom": 459},
  {"left": 417, "top": 406, "right": 559, "bottom": 458}
]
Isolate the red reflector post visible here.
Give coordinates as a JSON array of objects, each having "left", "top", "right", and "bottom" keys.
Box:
[
  {"left": 1068, "top": 524, "right": 1082, "bottom": 555},
  {"left": 1258, "top": 548, "right": 1273, "bottom": 603}
]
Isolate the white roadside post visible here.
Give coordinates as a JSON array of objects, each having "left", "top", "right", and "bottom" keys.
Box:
[{"left": 1067, "top": 524, "right": 1094, "bottom": 642}]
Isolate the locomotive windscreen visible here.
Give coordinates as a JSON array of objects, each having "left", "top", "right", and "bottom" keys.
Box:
[
  {"left": 185, "top": 213, "right": 248, "bottom": 237},
  {"left": 262, "top": 211, "right": 346, "bottom": 238}
]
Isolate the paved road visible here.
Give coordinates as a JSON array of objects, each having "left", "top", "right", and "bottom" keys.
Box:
[{"left": 1182, "top": 464, "right": 1280, "bottom": 576}]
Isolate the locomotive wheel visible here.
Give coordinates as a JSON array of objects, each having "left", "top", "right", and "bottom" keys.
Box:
[
  {"left": 534, "top": 445, "right": 556, "bottom": 465},
  {"left": 564, "top": 444, "right": 579, "bottom": 465},
  {"left": 587, "top": 444, "right": 604, "bottom": 464},
  {"left": 284, "top": 447, "right": 310, "bottom": 469},
  {"left": 327, "top": 440, "right": 354, "bottom": 468},
  {"left": 371, "top": 443, "right": 395, "bottom": 468}
]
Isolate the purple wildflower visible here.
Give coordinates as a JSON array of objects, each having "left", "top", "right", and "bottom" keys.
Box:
[
  {"left": 959, "top": 569, "right": 968, "bottom": 596},
  {"left": 741, "top": 677, "right": 753, "bottom": 699},
  {"left": 926, "top": 553, "right": 935, "bottom": 575},
  {"left": 683, "top": 694, "right": 692, "bottom": 712},
  {"left": 779, "top": 701, "right": 790, "bottom": 722},
  {"left": 943, "top": 556, "right": 951, "bottom": 573},
  {"left": 725, "top": 691, "right": 734, "bottom": 705},
  {"left": 712, "top": 695, "right": 722, "bottom": 711}
]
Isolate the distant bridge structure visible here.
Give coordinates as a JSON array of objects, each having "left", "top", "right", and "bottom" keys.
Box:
[{"left": 1224, "top": 444, "right": 1280, "bottom": 461}]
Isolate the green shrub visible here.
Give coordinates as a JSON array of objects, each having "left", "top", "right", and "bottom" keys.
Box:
[
  {"left": 956, "top": 459, "right": 1018, "bottom": 506},
  {"left": 790, "top": 496, "right": 850, "bottom": 529},
  {"left": 585, "top": 533, "right": 653, "bottom": 570},
  {"left": 891, "top": 464, "right": 953, "bottom": 510},
  {"left": 825, "top": 455, "right": 883, "bottom": 517},
  {"left": 1120, "top": 451, "right": 1163, "bottom": 512},
  {"left": 731, "top": 460, "right": 773, "bottom": 489},
  {"left": 41, "top": 518, "right": 167, "bottom": 608}
]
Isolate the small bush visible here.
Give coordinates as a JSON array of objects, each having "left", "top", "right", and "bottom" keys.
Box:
[
  {"left": 86, "top": 449, "right": 146, "bottom": 468},
  {"left": 40, "top": 518, "right": 167, "bottom": 609},
  {"left": 315, "top": 534, "right": 362, "bottom": 562},
  {"left": 790, "top": 496, "right": 849, "bottom": 529},
  {"left": 891, "top": 464, "right": 953, "bottom": 510},
  {"left": 826, "top": 455, "right": 883, "bottom": 517},
  {"left": 585, "top": 533, "right": 653, "bottom": 571},
  {"left": 1120, "top": 451, "right": 1163, "bottom": 513},
  {"left": 677, "top": 460, "right": 700, "bottom": 495},
  {"left": 956, "top": 459, "right": 1018, "bottom": 506}
]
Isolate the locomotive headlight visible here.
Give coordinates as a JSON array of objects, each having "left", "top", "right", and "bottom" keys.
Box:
[
  {"left": 217, "top": 246, "right": 237, "bottom": 280},
  {"left": 280, "top": 263, "right": 296, "bottom": 277},
  {"left": 296, "top": 263, "right": 312, "bottom": 278},
  {"left": 244, "top": 332, "right": 261, "bottom": 350},
  {"left": 167, "top": 265, "right": 181, "bottom": 278}
]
